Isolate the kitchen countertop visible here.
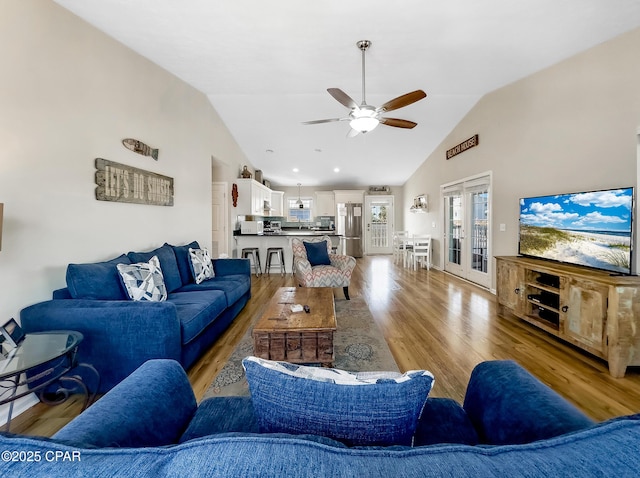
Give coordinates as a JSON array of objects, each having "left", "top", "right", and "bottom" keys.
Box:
[{"left": 239, "top": 231, "right": 341, "bottom": 236}]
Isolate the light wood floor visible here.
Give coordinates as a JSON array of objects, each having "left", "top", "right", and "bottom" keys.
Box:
[{"left": 10, "top": 255, "right": 640, "bottom": 436}]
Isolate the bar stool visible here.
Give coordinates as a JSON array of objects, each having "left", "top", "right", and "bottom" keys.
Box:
[
  {"left": 265, "top": 247, "right": 285, "bottom": 276},
  {"left": 331, "top": 237, "right": 340, "bottom": 254},
  {"left": 241, "top": 247, "right": 262, "bottom": 277}
]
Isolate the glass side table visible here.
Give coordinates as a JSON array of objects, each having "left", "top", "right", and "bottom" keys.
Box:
[{"left": 0, "top": 330, "right": 100, "bottom": 432}]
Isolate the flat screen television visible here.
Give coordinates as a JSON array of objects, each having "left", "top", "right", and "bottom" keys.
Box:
[{"left": 518, "top": 187, "right": 634, "bottom": 275}]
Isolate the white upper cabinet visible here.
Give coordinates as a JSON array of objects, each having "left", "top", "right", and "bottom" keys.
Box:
[
  {"left": 270, "top": 191, "right": 284, "bottom": 216},
  {"left": 315, "top": 191, "right": 336, "bottom": 216},
  {"left": 235, "top": 178, "right": 273, "bottom": 216}
]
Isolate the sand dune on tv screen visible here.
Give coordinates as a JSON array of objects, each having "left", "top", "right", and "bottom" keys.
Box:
[{"left": 522, "top": 229, "right": 630, "bottom": 272}]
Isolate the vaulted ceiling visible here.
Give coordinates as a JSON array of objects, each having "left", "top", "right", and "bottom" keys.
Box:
[{"left": 54, "top": 0, "right": 640, "bottom": 187}]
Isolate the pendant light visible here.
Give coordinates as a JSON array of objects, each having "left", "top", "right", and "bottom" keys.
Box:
[{"left": 296, "top": 183, "right": 304, "bottom": 208}]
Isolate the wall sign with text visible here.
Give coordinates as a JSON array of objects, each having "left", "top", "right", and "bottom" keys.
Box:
[
  {"left": 446, "top": 134, "right": 479, "bottom": 160},
  {"left": 95, "top": 158, "right": 174, "bottom": 206}
]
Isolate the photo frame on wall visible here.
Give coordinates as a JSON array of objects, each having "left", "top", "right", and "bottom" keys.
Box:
[{"left": 0, "top": 318, "right": 25, "bottom": 348}]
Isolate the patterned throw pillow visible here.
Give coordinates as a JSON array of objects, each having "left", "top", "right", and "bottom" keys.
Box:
[
  {"left": 243, "top": 356, "right": 435, "bottom": 446},
  {"left": 116, "top": 255, "right": 167, "bottom": 302},
  {"left": 188, "top": 248, "right": 215, "bottom": 284}
]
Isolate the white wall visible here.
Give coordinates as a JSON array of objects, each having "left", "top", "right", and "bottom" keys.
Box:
[
  {"left": 0, "top": 0, "right": 249, "bottom": 321},
  {"left": 404, "top": 27, "right": 640, "bottom": 285}
]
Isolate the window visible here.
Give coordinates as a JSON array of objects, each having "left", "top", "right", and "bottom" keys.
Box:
[{"left": 288, "top": 198, "right": 313, "bottom": 222}]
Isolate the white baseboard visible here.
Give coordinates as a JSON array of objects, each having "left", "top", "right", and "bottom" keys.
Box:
[{"left": 0, "top": 393, "right": 40, "bottom": 426}]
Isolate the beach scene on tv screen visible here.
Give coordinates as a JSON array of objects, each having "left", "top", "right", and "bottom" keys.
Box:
[{"left": 519, "top": 188, "right": 633, "bottom": 273}]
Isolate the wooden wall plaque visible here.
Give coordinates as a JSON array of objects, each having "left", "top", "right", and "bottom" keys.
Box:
[
  {"left": 95, "top": 158, "right": 174, "bottom": 206},
  {"left": 446, "top": 134, "right": 479, "bottom": 160}
]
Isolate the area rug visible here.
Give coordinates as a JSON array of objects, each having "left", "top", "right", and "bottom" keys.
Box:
[{"left": 202, "top": 297, "right": 399, "bottom": 399}]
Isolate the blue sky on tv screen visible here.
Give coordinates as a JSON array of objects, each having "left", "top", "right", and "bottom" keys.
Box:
[{"left": 519, "top": 188, "right": 633, "bottom": 233}]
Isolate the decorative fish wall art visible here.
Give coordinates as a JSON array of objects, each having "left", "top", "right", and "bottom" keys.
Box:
[{"left": 122, "top": 138, "right": 159, "bottom": 160}]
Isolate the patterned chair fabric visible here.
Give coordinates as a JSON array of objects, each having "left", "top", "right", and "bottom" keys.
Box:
[{"left": 292, "top": 235, "right": 356, "bottom": 300}]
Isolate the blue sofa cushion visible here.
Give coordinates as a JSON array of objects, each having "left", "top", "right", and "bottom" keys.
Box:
[
  {"left": 66, "top": 254, "right": 131, "bottom": 300},
  {"left": 303, "top": 240, "right": 331, "bottom": 266},
  {"left": 180, "top": 397, "right": 260, "bottom": 443},
  {"left": 169, "top": 290, "right": 227, "bottom": 345},
  {"left": 53, "top": 359, "right": 196, "bottom": 448},
  {"left": 168, "top": 241, "right": 200, "bottom": 286},
  {"left": 4, "top": 416, "right": 640, "bottom": 477},
  {"left": 177, "top": 274, "right": 250, "bottom": 307},
  {"left": 128, "top": 244, "right": 182, "bottom": 293},
  {"left": 414, "top": 398, "right": 479, "bottom": 446},
  {"left": 463, "top": 360, "right": 595, "bottom": 445},
  {"left": 243, "top": 356, "right": 434, "bottom": 447}
]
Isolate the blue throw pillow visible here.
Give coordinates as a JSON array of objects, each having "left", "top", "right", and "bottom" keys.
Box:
[
  {"left": 66, "top": 254, "right": 131, "bottom": 300},
  {"left": 304, "top": 240, "right": 331, "bottom": 266},
  {"left": 127, "top": 244, "right": 182, "bottom": 293},
  {"left": 168, "top": 241, "right": 200, "bottom": 285},
  {"left": 243, "top": 356, "right": 434, "bottom": 447}
]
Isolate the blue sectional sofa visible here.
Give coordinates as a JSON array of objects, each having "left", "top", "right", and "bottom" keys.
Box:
[
  {"left": 19, "top": 241, "right": 251, "bottom": 392},
  {"left": 1, "top": 359, "right": 639, "bottom": 477}
]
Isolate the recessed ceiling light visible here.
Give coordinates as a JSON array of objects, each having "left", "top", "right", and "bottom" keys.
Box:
[
  {"left": 334, "top": 168, "right": 340, "bottom": 173},
  {"left": 314, "top": 148, "right": 322, "bottom": 153},
  {"left": 265, "top": 149, "right": 274, "bottom": 153},
  {"left": 292, "top": 168, "right": 299, "bottom": 173}
]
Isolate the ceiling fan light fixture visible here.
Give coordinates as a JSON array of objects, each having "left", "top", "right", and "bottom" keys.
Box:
[
  {"left": 350, "top": 116, "right": 379, "bottom": 133},
  {"left": 349, "top": 106, "right": 379, "bottom": 133}
]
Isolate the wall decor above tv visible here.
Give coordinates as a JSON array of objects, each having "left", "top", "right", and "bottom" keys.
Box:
[{"left": 518, "top": 187, "right": 634, "bottom": 275}]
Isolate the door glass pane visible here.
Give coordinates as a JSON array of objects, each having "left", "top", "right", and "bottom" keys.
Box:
[
  {"left": 471, "top": 191, "right": 488, "bottom": 273},
  {"left": 448, "top": 195, "right": 462, "bottom": 265},
  {"left": 370, "top": 202, "right": 389, "bottom": 248}
]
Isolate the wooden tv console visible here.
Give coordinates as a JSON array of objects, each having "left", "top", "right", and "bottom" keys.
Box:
[{"left": 495, "top": 256, "right": 640, "bottom": 378}]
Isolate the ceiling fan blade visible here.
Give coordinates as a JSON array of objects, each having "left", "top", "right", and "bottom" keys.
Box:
[
  {"left": 378, "top": 90, "right": 427, "bottom": 113},
  {"left": 302, "top": 118, "right": 344, "bottom": 125},
  {"left": 380, "top": 117, "right": 418, "bottom": 129},
  {"left": 327, "top": 88, "right": 359, "bottom": 110}
]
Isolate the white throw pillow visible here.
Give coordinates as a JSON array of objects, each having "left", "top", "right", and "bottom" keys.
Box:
[
  {"left": 189, "top": 247, "right": 215, "bottom": 284},
  {"left": 117, "top": 255, "right": 167, "bottom": 302}
]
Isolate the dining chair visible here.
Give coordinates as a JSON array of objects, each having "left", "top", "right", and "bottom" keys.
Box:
[
  {"left": 409, "top": 235, "right": 431, "bottom": 271},
  {"left": 392, "top": 231, "right": 409, "bottom": 265}
]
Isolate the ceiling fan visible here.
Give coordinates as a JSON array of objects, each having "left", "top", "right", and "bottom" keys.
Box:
[{"left": 303, "top": 40, "right": 427, "bottom": 136}]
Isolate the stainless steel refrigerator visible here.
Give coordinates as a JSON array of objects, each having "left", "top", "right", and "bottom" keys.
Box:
[{"left": 343, "top": 203, "right": 363, "bottom": 258}]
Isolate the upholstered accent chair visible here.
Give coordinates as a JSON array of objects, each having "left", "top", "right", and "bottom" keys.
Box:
[{"left": 292, "top": 235, "right": 356, "bottom": 300}]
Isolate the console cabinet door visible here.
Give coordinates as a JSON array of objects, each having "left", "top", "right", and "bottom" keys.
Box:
[
  {"left": 496, "top": 259, "right": 523, "bottom": 313},
  {"left": 563, "top": 279, "right": 608, "bottom": 355}
]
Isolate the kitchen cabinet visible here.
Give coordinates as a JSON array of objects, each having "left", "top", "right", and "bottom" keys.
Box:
[
  {"left": 270, "top": 191, "right": 284, "bottom": 216},
  {"left": 315, "top": 191, "right": 335, "bottom": 216},
  {"left": 235, "top": 178, "right": 273, "bottom": 216},
  {"left": 496, "top": 256, "right": 640, "bottom": 377}
]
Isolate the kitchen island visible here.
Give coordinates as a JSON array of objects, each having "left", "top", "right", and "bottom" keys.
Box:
[{"left": 234, "top": 231, "right": 342, "bottom": 274}]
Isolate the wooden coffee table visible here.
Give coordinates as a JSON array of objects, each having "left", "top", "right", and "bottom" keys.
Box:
[{"left": 252, "top": 287, "right": 337, "bottom": 366}]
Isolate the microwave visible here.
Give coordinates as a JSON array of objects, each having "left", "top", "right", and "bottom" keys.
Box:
[{"left": 240, "top": 220, "right": 263, "bottom": 235}]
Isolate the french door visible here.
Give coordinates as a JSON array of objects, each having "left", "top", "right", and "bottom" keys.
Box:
[
  {"left": 364, "top": 195, "right": 394, "bottom": 255},
  {"left": 442, "top": 174, "right": 491, "bottom": 288}
]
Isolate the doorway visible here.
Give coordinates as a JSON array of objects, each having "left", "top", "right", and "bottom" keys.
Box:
[
  {"left": 441, "top": 173, "right": 491, "bottom": 288},
  {"left": 212, "top": 182, "right": 228, "bottom": 257},
  {"left": 364, "top": 195, "right": 394, "bottom": 255}
]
